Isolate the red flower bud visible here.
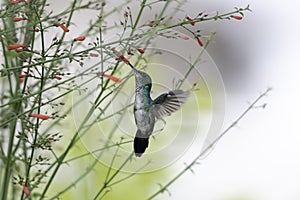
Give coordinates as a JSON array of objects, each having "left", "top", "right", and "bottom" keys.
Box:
[
  {"left": 103, "top": 74, "right": 121, "bottom": 83},
  {"left": 18, "top": 74, "right": 27, "bottom": 78},
  {"left": 59, "top": 24, "right": 69, "bottom": 32},
  {"left": 231, "top": 15, "right": 243, "bottom": 20},
  {"left": 30, "top": 114, "right": 50, "bottom": 120},
  {"left": 10, "top": 0, "right": 19, "bottom": 4},
  {"left": 196, "top": 37, "right": 203, "bottom": 47},
  {"left": 13, "top": 17, "right": 26, "bottom": 22},
  {"left": 7, "top": 44, "right": 25, "bottom": 50},
  {"left": 22, "top": 183, "right": 30, "bottom": 197},
  {"left": 89, "top": 53, "right": 99, "bottom": 57},
  {"left": 113, "top": 49, "right": 130, "bottom": 64},
  {"left": 74, "top": 36, "right": 86, "bottom": 41},
  {"left": 54, "top": 76, "right": 62, "bottom": 80},
  {"left": 186, "top": 16, "right": 195, "bottom": 26},
  {"left": 179, "top": 35, "right": 189, "bottom": 40},
  {"left": 137, "top": 48, "right": 145, "bottom": 54},
  {"left": 119, "top": 55, "right": 130, "bottom": 64}
]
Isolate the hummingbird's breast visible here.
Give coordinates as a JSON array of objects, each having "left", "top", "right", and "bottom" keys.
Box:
[{"left": 134, "top": 91, "right": 155, "bottom": 137}]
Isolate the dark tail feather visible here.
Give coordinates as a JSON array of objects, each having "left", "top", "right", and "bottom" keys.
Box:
[{"left": 134, "top": 137, "right": 149, "bottom": 157}]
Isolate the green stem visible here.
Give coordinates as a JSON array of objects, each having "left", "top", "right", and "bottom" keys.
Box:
[
  {"left": 1, "top": 3, "right": 23, "bottom": 199},
  {"left": 176, "top": 31, "right": 215, "bottom": 89},
  {"left": 23, "top": 5, "right": 47, "bottom": 199},
  {"left": 39, "top": 104, "right": 98, "bottom": 199},
  {"left": 93, "top": 153, "right": 134, "bottom": 200}
]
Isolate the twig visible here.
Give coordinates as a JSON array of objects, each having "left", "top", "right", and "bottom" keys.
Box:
[{"left": 147, "top": 87, "right": 272, "bottom": 199}]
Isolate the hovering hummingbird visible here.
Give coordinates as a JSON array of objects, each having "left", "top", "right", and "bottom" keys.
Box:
[{"left": 128, "top": 63, "right": 189, "bottom": 157}]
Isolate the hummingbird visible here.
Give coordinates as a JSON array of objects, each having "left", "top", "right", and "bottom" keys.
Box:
[{"left": 128, "top": 63, "right": 189, "bottom": 157}]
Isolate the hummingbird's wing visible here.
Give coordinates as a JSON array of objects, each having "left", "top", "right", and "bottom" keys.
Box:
[{"left": 152, "top": 90, "right": 189, "bottom": 119}]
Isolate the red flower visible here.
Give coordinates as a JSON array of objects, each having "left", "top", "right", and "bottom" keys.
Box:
[
  {"left": 119, "top": 55, "right": 130, "bottom": 64},
  {"left": 19, "top": 74, "right": 26, "bottom": 83},
  {"left": 18, "top": 74, "right": 27, "bottom": 78},
  {"left": 54, "top": 76, "right": 62, "bottom": 80},
  {"left": 34, "top": 28, "right": 40, "bottom": 32},
  {"left": 22, "top": 183, "right": 30, "bottom": 197},
  {"left": 137, "top": 48, "right": 145, "bottom": 54},
  {"left": 30, "top": 114, "right": 50, "bottom": 120},
  {"left": 103, "top": 74, "right": 121, "bottom": 83},
  {"left": 196, "top": 37, "right": 203, "bottom": 47},
  {"left": 7, "top": 44, "right": 25, "bottom": 50},
  {"left": 59, "top": 24, "right": 69, "bottom": 32},
  {"left": 89, "top": 53, "right": 99, "bottom": 57},
  {"left": 113, "top": 49, "right": 130, "bottom": 64},
  {"left": 74, "top": 36, "right": 86, "bottom": 41},
  {"left": 179, "top": 35, "right": 189, "bottom": 40},
  {"left": 186, "top": 16, "right": 195, "bottom": 26},
  {"left": 13, "top": 17, "right": 26, "bottom": 22},
  {"left": 230, "top": 15, "right": 243, "bottom": 20},
  {"left": 10, "top": 0, "right": 19, "bottom": 4}
]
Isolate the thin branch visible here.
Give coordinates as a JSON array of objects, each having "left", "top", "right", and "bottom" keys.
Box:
[{"left": 147, "top": 87, "right": 272, "bottom": 200}]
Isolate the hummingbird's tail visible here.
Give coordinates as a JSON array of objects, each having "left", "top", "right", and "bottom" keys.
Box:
[{"left": 134, "top": 131, "right": 149, "bottom": 157}]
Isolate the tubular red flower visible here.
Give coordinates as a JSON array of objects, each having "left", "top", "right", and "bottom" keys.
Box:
[
  {"left": 13, "top": 17, "right": 26, "bottom": 22},
  {"left": 113, "top": 49, "right": 130, "bottom": 64},
  {"left": 59, "top": 24, "right": 69, "bottom": 32},
  {"left": 179, "top": 35, "right": 189, "bottom": 40},
  {"left": 7, "top": 44, "right": 25, "bottom": 50},
  {"left": 137, "top": 48, "right": 145, "bottom": 54},
  {"left": 10, "top": 0, "right": 19, "bottom": 4},
  {"left": 89, "top": 53, "right": 99, "bottom": 57},
  {"left": 74, "top": 36, "right": 86, "bottom": 41},
  {"left": 119, "top": 55, "right": 130, "bottom": 64},
  {"left": 54, "top": 76, "right": 62, "bottom": 80},
  {"left": 186, "top": 16, "right": 195, "bottom": 26},
  {"left": 18, "top": 74, "right": 27, "bottom": 78},
  {"left": 231, "top": 15, "right": 243, "bottom": 20},
  {"left": 196, "top": 37, "right": 204, "bottom": 47},
  {"left": 103, "top": 74, "right": 121, "bottom": 83},
  {"left": 30, "top": 114, "right": 50, "bottom": 120},
  {"left": 22, "top": 183, "right": 30, "bottom": 197}
]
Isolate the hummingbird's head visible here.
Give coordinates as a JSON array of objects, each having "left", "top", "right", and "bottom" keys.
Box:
[{"left": 134, "top": 69, "right": 152, "bottom": 90}]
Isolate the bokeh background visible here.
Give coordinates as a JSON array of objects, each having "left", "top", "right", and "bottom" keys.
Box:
[
  {"left": 46, "top": 0, "right": 300, "bottom": 199},
  {"left": 169, "top": 1, "right": 300, "bottom": 200}
]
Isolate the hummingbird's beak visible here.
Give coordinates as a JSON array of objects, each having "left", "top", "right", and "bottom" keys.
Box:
[
  {"left": 128, "top": 62, "right": 134, "bottom": 69},
  {"left": 128, "top": 62, "right": 138, "bottom": 73}
]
